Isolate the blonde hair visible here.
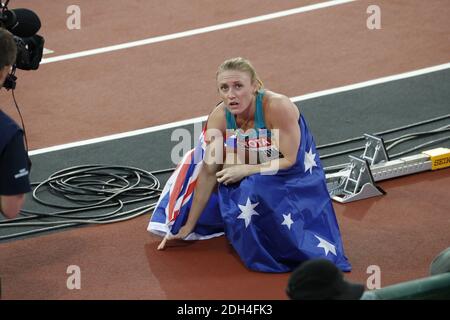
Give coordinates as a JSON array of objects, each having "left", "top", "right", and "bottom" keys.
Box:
[{"left": 216, "top": 57, "right": 264, "bottom": 91}]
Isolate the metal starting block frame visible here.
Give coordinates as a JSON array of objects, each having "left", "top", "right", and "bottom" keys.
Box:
[
  {"left": 327, "top": 134, "right": 387, "bottom": 203},
  {"left": 362, "top": 134, "right": 389, "bottom": 165},
  {"left": 329, "top": 155, "right": 385, "bottom": 203}
]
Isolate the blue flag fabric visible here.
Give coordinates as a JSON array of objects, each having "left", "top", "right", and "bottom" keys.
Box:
[
  {"left": 148, "top": 114, "right": 351, "bottom": 273},
  {"left": 218, "top": 115, "right": 351, "bottom": 272}
]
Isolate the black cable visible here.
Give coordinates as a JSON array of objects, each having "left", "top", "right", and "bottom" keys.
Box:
[
  {"left": 30, "top": 165, "right": 160, "bottom": 208},
  {"left": 385, "top": 125, "right": 449, "bottom": 151},
  {"left": 0, "top": 165, "right": 172, "bottom": 241},
  {"left": 389, "top": 136, "right": 450, "bottom": 158},
  {"left": 11, "top": 80, "right": 29, "bottom": 152},
  {"left": 0, "top": 204, "right": 156, "bottom": 241},
  {"left": 317, "top": 113, "right": 450, "bottom": 149},
  {"left": 320, "top": 125, "right": 450, "bottom": 160},
  {"left": 323, "top": 126, "right": 450, "bottom": 172},
  {"left": 10, "top": 84, "right": 33, "bottom": 170}
]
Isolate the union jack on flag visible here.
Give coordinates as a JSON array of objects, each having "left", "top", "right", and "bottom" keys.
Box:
[{"left": 147, "top": 125, "right": 224, "bottom": 240}]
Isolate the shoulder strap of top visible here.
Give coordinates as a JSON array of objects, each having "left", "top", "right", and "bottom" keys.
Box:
[{"left": 254, "top": 90, "right": 266, "bottom": 130}]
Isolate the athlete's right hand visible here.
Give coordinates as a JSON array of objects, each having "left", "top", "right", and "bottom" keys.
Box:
[
  {"left": 172, "top": 224, "right": 195, "bottom": 240},
  {"left": 157, "top": 224, "right": 194, "bottom": 250}
]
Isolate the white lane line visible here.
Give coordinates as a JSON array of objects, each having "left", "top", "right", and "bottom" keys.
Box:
[
  {"left": 43, "top": 48, "right": 54, "bottom": 55},
  {"left": 29, "top": 116, "right": 208, "bottom": 156},
  {"left": 29, "top": 62, "right": 450, "bottom": 156},
  {"left": 40, "top": 0, "right": 356, "bottom": 65},
  {"left": 290, "top": 62, "right": 450, "bottom": 102}
]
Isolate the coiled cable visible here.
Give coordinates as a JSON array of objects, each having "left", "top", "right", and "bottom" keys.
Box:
[{"left": 0, "top": 165, "right": 174, "bottom": 240}]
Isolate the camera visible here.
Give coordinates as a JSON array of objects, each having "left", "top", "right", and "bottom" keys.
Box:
[{"left": 0, "top": 0, "right": 44, "bottom": 89}]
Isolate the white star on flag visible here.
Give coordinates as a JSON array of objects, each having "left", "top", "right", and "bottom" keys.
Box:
[
  {"left": 304, "top": 148, "right": 317, "bottom": 174},
  {"left": 237, "top": 198, "right": 260, "bottom": 228},
  {"left": 315, "top": 235, "right": 337, "bottom": 256},
  {"left": 281, "top": 213, "right": 294, "bottom": 230}
]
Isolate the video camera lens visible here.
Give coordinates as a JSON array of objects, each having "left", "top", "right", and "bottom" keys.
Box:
[
  {"left": 0, "top": 8, "right": 16, "bottom": 29},
  {"left": 1, "top": 2, "right": 44, "bottom": 89}
]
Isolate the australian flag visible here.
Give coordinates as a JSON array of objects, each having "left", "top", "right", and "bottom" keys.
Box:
[
  {"left": 148, "top": 114, "right": 351, "bottom": 273},
  {"left": 147, "top": 125, "right": 224, "bottom": 240}
]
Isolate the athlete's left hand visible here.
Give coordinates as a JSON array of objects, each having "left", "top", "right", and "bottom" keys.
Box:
[{"left": 216, "top": 165, "right": 250, "bottom": 185}]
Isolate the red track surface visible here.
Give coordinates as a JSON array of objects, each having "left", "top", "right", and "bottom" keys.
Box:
[{"left": 0, "top": 0, "right": 449, "bottom": 299}]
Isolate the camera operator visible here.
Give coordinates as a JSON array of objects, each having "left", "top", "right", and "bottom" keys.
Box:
[{"left": 0, "top": 27, "right": 31, "bottom": 219}]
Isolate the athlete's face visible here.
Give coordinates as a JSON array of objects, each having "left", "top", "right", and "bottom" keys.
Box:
[{"left": 217, "top": 70, "right": 257, "bottom": 115}]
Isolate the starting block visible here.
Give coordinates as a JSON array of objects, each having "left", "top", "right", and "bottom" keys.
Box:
[
  {"left": 329, "top": 155, "right": 385, "bottom": 203},
  {"left": 326, "top": 134, "right": 450, "bottom": 203},
  {"left": 362, "top": 134, "right": 389, "bottom": 165},
  {"left": 327, "top": 134, "right": 387, "bottom": 203}
]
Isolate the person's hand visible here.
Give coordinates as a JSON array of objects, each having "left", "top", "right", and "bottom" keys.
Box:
[
  {"left": 216, "top": 165, "right": 250, "bottom": 185},
  {"left": 157, "top": 223, "right": 195, "bottom": 250}
]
